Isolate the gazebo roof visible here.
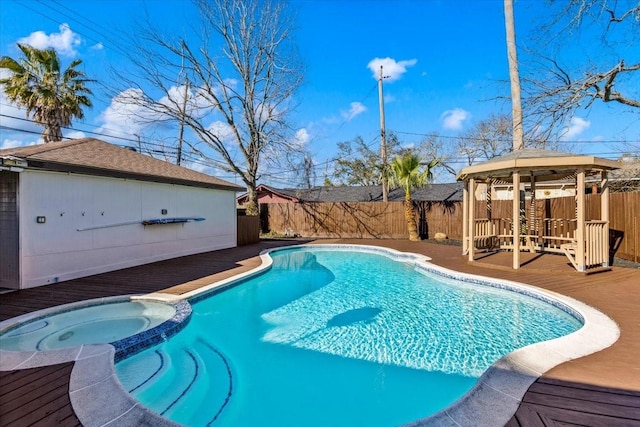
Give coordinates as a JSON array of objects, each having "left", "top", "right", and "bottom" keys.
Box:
[{"left": 456, "top": 148, "right": 621, "bottom": 182}]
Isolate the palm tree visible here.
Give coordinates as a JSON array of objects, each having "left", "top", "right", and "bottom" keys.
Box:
[
  {"left": 390, "top": 152, "right": 440, "bottom": 241},
  {"left": 0, "top": 44, "right": 93, "bottom": 143}
]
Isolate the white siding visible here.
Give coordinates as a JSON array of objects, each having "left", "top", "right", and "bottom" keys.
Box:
[{"left": 18, "top": 170, "right": 237, "bottom": 288}]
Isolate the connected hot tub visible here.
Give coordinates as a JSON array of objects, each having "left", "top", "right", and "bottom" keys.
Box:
[{"left": 0, "top": 298, "right": 190, "bottom": 357}]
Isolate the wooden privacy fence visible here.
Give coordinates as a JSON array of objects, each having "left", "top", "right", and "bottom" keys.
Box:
[
  {"left": 237, "top": 215, "right": 260, "bottom": 246},
  {"left": 263, "top": 201, "right": 462, "bottom": 240},
  {"left": 262, "top": 191, "right": 639, "bottom": 262},
  {"left": 263, "top": 201, "right": 410, "bottom": 239}
]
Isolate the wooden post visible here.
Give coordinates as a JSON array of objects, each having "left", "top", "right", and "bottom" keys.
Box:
[
  {"left": 468, "top": 178, "right": 476, "bottom": 262},
  {"left": 601, "top": 171, "right": 610, "bottom": 267},
  {"left": 462, "top": 182, "right": 469, "bottom": 255},
  {"left": 576, "top": 170, "right": 586, "bottom": 271},
  {"left": 529, "top": 174, "right": 536, "bottom": 235},
  {"left": 486, "top": 179, "right": 492, "bottom": 220},
  {"left": 512, "top": 172, "right": 521, "bottom": 269}
]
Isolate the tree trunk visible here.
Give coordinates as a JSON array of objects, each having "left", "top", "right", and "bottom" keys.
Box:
[
  {"left": 405, "top": 199, "right": 420, "bottom": 241},
  {"left": 504, "top": 0, "right": 524, "bottom": 151},
  {"left": 43, "top": 124, "right": 62, "bottom": 143},
  {"left": 245, "top": 186, "right": 259, "bottom": 216}
]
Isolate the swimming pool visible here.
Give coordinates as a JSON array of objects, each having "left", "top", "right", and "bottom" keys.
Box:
[{"left": 115, "top": 245, "right": 585, "bottom": 426}]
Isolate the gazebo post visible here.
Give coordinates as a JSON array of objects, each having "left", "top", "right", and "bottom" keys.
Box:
[
  {"left": 512, "top": 171, "right": 521, "bottom": 269},
  {"left": 529, "top": 174, "right": 536, "bottom": 236},
  {"left": 468, "top": 178, "right": 476, "bottom": 262},
  {"left": 576, "top": 169, "right": 586, "bottom": 271},
  {"left": 601, "top": 170, "right": 610, "bottom": 267},
  {"left": 462, "top": 182, "right": 469, "bottom": 255}
]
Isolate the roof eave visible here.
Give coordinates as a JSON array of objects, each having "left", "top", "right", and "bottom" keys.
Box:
[
  {"left": 24, "top": 160, "right": 244, "bottom": 192},
  {"left": 457, "top": 156, "right": 621, "bottom": 181}
]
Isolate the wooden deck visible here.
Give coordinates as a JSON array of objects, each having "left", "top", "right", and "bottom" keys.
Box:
[
  {"left": 0, "top": 363, "right": 79, "bottom": 427},
  {"left": 1, "top": 239, "right": 639, "bottom": 426}
]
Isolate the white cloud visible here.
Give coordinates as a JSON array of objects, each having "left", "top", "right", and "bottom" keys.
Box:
[
  {"left": 185, "top": 161, "right": 212, "bottom": 174},
  {"left": 95, "top": 89, "right": 156, "bottom": 140},
  {"left": 441, "top": 108, "right": 471, "bottom": 130},
  {"left": 91, "top": 42, "right": 104, "bottom": 50},
  {"left": 18, "top": 24, "right": 81, "bottom": 57},
  {"left": 208, "top": 120, "right": 235, "bottom": 142},
  {"left": 292, "top": 128, "right": 310, "bottom": 148},
  {"left": 341, "top": 102, "right": 367, "bottom": 122},
  {"left": 65, "top": 130, "right": 86, "bottom": 140},
  {"left": 561, "top": 117, "right": 591, "bottom": 140},
  {"left": 1, "top": 139, "right": 32, "bottom": 149},
  {"left": 367, "top": 57, "right": 417, "bottom": 82}
]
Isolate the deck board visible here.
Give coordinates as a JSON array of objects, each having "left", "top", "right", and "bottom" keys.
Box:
[
  {"left": 0, "top": 363, "right": 80, "bottom": 427},
  {"left": 1, "top": 239, "right": 639, "bottom": 426}
]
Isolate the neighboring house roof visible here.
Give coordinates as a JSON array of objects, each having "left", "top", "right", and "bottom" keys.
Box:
[
  {"left": 0, "top": 138, "right": 244, "bottom": 191},
  {"left": 237, "top": 183, "right": 463, "bottom": 204}
]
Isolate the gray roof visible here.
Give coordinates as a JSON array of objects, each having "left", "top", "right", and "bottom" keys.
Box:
[
  {"left": 484, "top": 148, "right": 578, "bottom": 163},
  {"left": 457, "top": 148, "right": 620, "bottom": 182},
  {"left": 251, "top": 183, "right": 463, "bottom": 203},
  {"left": 0, "top": 138, "right": 244, "bottom": 191}
]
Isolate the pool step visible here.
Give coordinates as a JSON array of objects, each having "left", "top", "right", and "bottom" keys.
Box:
[
  {"left": 125, "top": 346, "right": 198, "bottom": 416},
  {"left": 117, "top": 337, "right": 234, "bottom": 425},
  {"left": 116, "top": 349, "right": 168, "bottom": 394},
  {"left": 162, "top": 338, "right": 234, "bottom": 425}
]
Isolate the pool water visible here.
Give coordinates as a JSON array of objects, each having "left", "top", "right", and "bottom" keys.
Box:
[
  {"left": 116, "top": 247, "right": 582, "bottom": 426},
  {"left": 0, "top": 301, "right": 176, "bottom": 351}
]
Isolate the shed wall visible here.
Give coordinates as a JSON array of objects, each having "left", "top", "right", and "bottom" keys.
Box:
[{"left": 18, "top": 170, "right": 237, "bottom": 288}]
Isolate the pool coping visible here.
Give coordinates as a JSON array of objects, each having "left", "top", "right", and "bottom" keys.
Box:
[{"left": 0, "top": 244, "right": 620, "bottom": 427}]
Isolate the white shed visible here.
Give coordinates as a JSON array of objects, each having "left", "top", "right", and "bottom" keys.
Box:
[{"left": 0, "top": 138, "right": 244, "bottom": 289}]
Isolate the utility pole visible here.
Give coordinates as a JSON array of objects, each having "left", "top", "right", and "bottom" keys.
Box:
[
  {"left": 378, "top": 65, "right": 388, "bottom": 202},
  {"left": 176, "top": 78, "right": 189, "bottom": 166},
  {"left": 134, "top": 134, "right": 141, "bottom": 152}
]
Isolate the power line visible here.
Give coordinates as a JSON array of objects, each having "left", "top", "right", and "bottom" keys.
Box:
[
  {"left": 14, "top": 1, "right": 132, "bottom": 59},
  {"left": 392, "top": 129, "right": 640, "bottom": 145}
]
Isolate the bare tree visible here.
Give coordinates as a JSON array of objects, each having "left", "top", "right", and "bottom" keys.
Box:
[
  {"left": 417, "top": 132, "right": 457, "bottom": 179},
  {"left": 456, "top": 114, "right": 512, "bottom": 165},
  {"left": 455, "top": 114, "right": 557, "bottom": 166},
  {"left": 333, "top": 134, "right": 403, "bottom": 186},
  {"left": 523, "top": 0, "right": 639, "bottom": 136},
  {"left": 301, "top": 155, "right": 315, "bottom": 189},
  {"left": 114, "top": 0, "right": 304, "bottom": 215}
]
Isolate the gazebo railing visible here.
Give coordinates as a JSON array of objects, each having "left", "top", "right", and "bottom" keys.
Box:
[
  {"left": 473, "top": 217, "right": 609, "bottom": 270},
  {"left": 585, "top": 220, "right": 608, "bottom": 267},
  {"left": 541, "top": 218, "right": 577, "bottom": 253}
]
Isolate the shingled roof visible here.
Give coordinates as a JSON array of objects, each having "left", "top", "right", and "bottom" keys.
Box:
[
  {"left": 238, "top": 183, "right": 463, "bottom": 203},
  {"left": 0, "top": 138, "right": 244, "bottom": 191}
]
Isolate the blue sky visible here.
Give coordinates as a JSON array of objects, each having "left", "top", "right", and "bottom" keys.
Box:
[{"left": 1, "top": 0, "right": 638, "bottom": 186}]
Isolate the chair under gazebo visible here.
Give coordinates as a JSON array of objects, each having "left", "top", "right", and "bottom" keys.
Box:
[{"left": 456, "top": 149, "right": 620, "bottom": 272}]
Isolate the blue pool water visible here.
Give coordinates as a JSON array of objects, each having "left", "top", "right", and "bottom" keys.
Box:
[{"left": 116, "top": 247, "right": 582, "bottom": 426}]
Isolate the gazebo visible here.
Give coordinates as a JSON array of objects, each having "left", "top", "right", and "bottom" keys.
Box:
[{"left": 456, "top": 149, "right": 620, "bottom": 271}]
